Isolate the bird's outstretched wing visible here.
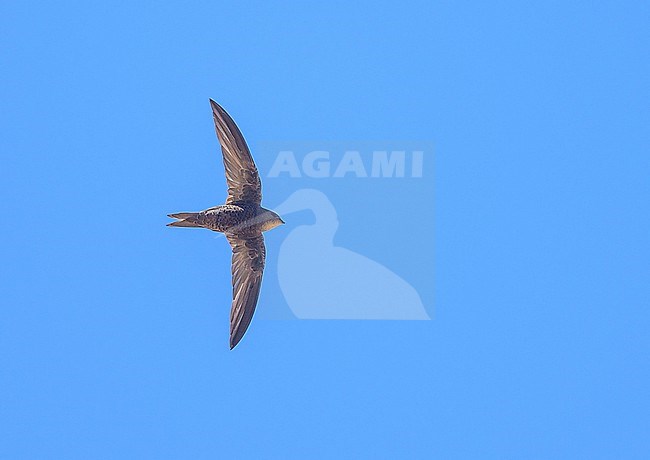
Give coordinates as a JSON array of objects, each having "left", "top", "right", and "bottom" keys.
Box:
[
  {"left": 210, "top": 99, "right": 262, "bottom": 205},
  {"left": 226, "top": 234, "right": 266, "bottom": 349}
]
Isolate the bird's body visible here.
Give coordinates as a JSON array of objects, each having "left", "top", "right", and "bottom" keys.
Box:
[
  {"left": 170, "top": 203, "right": 281, "bottom": 236},
  {"left": 167, "top": 99, "right": 283, "bottom": 349}
]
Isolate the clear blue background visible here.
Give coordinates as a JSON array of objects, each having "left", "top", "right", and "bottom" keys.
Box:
[{"left": 1, "top": 1, "right": 648, "bottom": 458}]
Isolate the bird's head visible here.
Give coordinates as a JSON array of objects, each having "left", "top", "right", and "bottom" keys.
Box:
[{"left": 260, "top": 210, "right": 285, "bottom": 231}]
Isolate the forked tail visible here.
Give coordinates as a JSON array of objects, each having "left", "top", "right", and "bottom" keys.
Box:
[{"left": 167, "top": 212, "right": 201, "bottom": 228}]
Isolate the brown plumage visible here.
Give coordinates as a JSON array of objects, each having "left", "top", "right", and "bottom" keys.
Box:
[{"left": 167, "top": 99, "right": 284, "bottom": 349}]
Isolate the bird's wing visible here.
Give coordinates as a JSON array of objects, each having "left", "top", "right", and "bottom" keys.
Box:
[
  {"left": 210, "top": 99, "right": 262, "bottom": 205},
  {"left": 226, "top": 233, "right": 266, "bottom": 349}
]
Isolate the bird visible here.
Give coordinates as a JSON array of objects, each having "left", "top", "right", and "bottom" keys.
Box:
[{"left": 167, "top": 99, "right": 284, "bottom": 349}]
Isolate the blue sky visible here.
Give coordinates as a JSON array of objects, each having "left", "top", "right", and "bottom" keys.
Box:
[{"left": 1, "top": 1, "right": 649, "bottom": 458}]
